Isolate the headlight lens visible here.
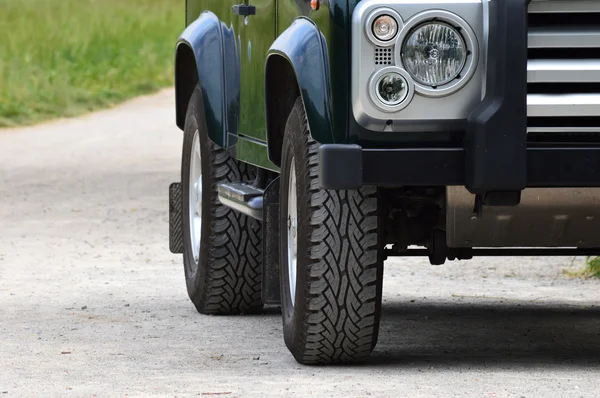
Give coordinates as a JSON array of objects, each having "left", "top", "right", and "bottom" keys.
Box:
[
  {"left": 376, "top": 72, "right": 409, "bottom": 106},
  {"left": 372, "top": 15, "right": 398, "bottom": 41},
  {"left": 401, "top": 22, "right": 467, "bottom": 87}
]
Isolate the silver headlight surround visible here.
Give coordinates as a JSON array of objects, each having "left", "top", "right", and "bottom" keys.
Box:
[
  {"left": 396, "top": 10, "right": 479, "bottom": 98},
  {"left": 368, "top": 67, "right": 415, "bottom": 112},
  {"left": 365, "top": 8, "right": 403, "bottom": 47}
]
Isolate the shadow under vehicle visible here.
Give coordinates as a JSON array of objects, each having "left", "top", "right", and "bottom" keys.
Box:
[{"left": 169, "top": 0, "right": 600, "bottom": 365}]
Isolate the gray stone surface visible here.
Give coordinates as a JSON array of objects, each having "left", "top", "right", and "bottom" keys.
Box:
[{"left": 1, "top": 90, "right": 599, "bottom": 397}]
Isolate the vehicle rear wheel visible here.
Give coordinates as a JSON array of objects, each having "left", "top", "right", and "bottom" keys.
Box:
[
  {"left": 279, "top": 98, "right": 384, "bottom": 365},
  {"left": 181, "top": 85, "right": 263, "bottom": 315}
]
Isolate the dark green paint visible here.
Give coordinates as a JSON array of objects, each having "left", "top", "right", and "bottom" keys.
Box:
[
  {"left": 266, "top": 18, "right": 334, "bottom": 145},
  {"left": 319, "top": 0, "right": 352, "bottom": 145},
  {"left": 238, "top": 0, "right": 275, "bottom": 142},
  {"left": 186, "top": 0, "right": 275, "bottom": 144},
  {"left": 235, "top": 136, "right": 278, "bottom": 171},
  {"left": 182, "top": 0, "right": 276, "bottom": 169},
  {"left": 178, "top": 0, "right": 412, "bottom": 172},
  {"left": 178, "top": 0, "right": 240, "bottom": 146},
  {"left": 186, "top": 0, "right": 236, "bottom": 26},
  {"left": 275, "top": 0, "right": 349, "bottom": 145},
  {"left": 178, "top": 12, "right": 230, "bottom": 147}
]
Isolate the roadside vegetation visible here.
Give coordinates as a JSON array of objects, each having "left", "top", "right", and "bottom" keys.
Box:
[
  {"left": 582, "top": 257, "right": 600, "bottom": 278},
  {"left": 0, "top": 0, "right": 181, "bottom": 127},
  {"left": 564, "top": 257, "right": 600, "bottom": 279}
]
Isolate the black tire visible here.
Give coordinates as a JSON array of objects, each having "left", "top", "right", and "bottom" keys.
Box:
[
  {"left": 279, "top": 98, "right": 384, "bottom": 365},
  {"left": 181, "top": 85, "right": 263, "bottom": 314}
]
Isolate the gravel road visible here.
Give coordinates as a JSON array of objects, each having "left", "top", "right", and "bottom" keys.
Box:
[{"left": 1, "top": 90, "right": 599, "bottom": 397}]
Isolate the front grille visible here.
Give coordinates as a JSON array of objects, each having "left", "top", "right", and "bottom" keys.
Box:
[{"left": 528, "top": 0, "right": 600, "bottom": 137}]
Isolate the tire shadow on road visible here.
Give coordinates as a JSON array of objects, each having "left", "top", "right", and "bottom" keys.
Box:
[{"left": 369, "top": 300, "right": 600, "bottom": 367}]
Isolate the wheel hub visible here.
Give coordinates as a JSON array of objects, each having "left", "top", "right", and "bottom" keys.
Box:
[
  {"left": 287, "top": 160, "right": 298, "bottom": 307},
  {"left": 189, "top": 130, "right": 202, "bottom": 265},
  {"left": 195, "top": 177, "right": 203, "bottom": 215}
]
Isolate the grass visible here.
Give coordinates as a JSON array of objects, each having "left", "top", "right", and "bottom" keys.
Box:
[
  {"left": 564, "top": 257, "right": 600, "bottom": 279},
  {"left": 0, "top": 0, "right": 182, "bottom": 127},
  {"left": 582, "top": 257, "right": 600, "bottom": 278}
]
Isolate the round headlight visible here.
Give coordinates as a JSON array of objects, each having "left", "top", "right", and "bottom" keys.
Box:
[
  {"left": 372, "top": 15, "right": 398, "bottom": 42},
  {"left": 401, "top": 22, "right": 467, "bottom": 87},
  {"left": 375, "top": 72, "right": 409, "bottom": 106}
]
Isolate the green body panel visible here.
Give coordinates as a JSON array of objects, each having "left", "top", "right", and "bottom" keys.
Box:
[
  {"left": 180, "top": 0, "right": 238, "bottom": 147},
  {"left": 186, "top": 0, "right": 235, "bottom": 29},
  {"left": 182, "top": 0, "right": 356, "bottom": 169},
  {"left": 266, "top": 19, "right": 335, "bottom": 151},
  {"left": 185, "top": 0, "right": 277, "bottom": 170},
  {"left": 187, "top": 0, "right": 275, "bottom": 140},
  {"left": 234, "top": 136, "right": 278, "bottom": 171},
  {"left": 238, "top": 0, "right": 275, "bottom": 142},
  {"left": 276, "top": 0, "right": 350, "bottom": 145},
  {"left": 314, "top": 1, "right": 351, "bottom": 145}
]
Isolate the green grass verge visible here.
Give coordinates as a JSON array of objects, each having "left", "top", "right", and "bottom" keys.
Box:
[
  {"left": 564, "top": 257, "right": 600, "bottom": 279},
  {"left": 0, "top": 0, "right": 182, "bottom": 127},
  {"left": 582, "top": 257, "right": 600, "bottom": 278}
]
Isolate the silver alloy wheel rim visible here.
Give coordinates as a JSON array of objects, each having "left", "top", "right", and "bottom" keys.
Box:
[
  {"left": 287, "top": 160, "right": 298, "bottom": 307},
  {"left": 189, "top": 130, "right": 202, "bottom": 264}
]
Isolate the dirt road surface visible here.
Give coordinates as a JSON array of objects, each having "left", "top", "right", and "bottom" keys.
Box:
[{"left": 1, "top": 90, "right": 599, "bottom": 397}]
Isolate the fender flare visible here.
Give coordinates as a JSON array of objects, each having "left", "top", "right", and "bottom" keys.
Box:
[
  {"left": 265, "top": 18, "right": 334, "bottom": 166},
  {"left": 175, "top": 12, "right": 238, "bottom": 148}
]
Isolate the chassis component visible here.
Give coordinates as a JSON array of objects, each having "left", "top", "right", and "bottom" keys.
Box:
[
  {"left": 171, "top": 0, "right": 600, "bottom": 365},
  {"left": 448, "top": 187, "right": 600, "bottom": 248}
]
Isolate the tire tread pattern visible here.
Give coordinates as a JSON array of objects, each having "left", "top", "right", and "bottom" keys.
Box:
[
  {"left": 197, "top": 146, "right": 263, "bottom": 314},
  {"left": 287, "top": 99, "right": 382, "bottom": 364},
  {"left": 182, "top": 86, "right": 262, "bottom": 315}
]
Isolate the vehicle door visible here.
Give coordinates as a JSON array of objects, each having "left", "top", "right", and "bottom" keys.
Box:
[{"left": 235, "top": 0, "right": 276, "bottom": 166}]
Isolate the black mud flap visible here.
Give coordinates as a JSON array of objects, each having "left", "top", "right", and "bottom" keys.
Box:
[
  {"left": 169, "top": 182, "right": 184, "bottom": 254},
  {"left": 262, "top": 178, "right": 281, "bottom": 305}
]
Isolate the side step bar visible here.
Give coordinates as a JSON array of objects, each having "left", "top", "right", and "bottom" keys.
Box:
[{"left": 218, "top": 182, "right": 264, "bottom": 221}]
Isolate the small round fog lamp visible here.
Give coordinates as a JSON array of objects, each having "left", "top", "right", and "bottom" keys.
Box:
[
  {"left": 372, "top": 15, "right": 398, "bottom": 42},
  {"left": 376, "top": 72, "right": 409, "bottom": 106}
]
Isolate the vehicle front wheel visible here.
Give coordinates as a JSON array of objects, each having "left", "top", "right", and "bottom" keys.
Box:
[
  {"left": 279, "top": 98, "right": 384, "bottom": 365},
  {"left": 181, "top": 85, "right": 263, "bottom": 315}
]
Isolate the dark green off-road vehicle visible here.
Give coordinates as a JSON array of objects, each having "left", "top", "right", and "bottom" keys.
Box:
[{"left": 169, "top": 0, "right": 600, "bottom": 364}]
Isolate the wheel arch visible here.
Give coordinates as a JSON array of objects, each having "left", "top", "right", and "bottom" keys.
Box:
[
  {"left": 265, "top": 18, "right": 334, "bottom": 167},
  {"left": 175, "top": 12, "right": 237, "bottom": 148},
  {"left": 175, "top": 43, "right": 199, "bottom": 130}
]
